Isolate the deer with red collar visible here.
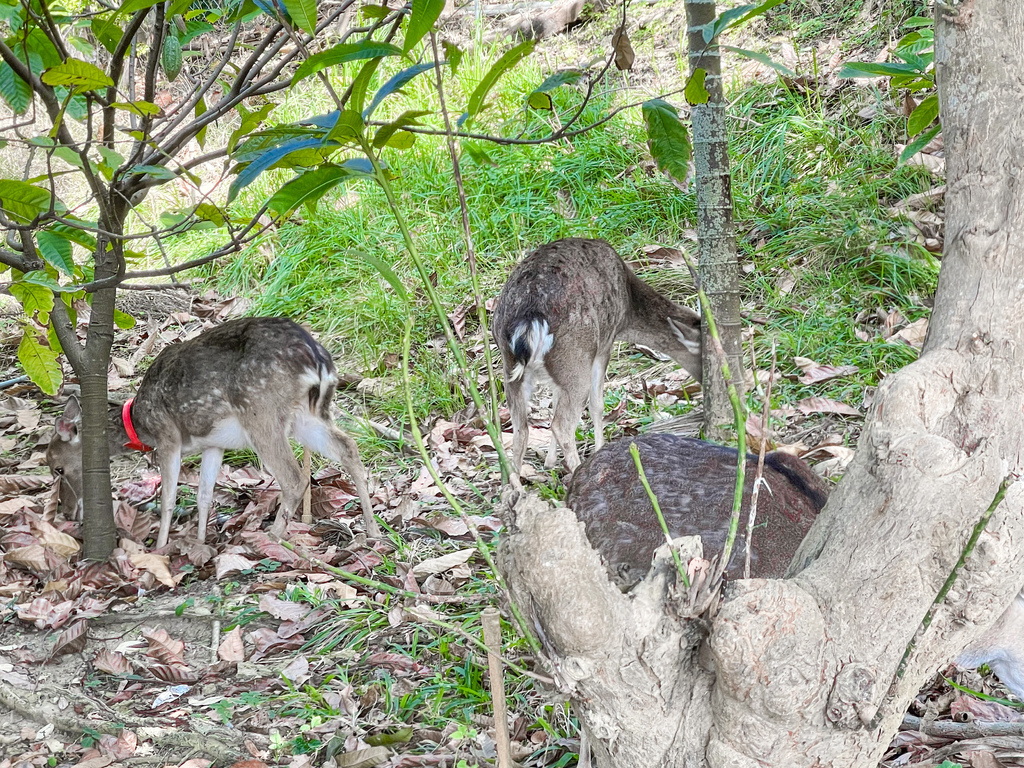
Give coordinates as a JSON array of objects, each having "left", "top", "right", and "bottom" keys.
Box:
[{"left": 47, "top": 317, "right": 376, "bottom": 547}]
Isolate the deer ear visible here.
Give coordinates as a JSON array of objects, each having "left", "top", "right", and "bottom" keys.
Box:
[
  {"left": 54, "top": 396, "right": 82, "bottom": 441},
  {"left": 667, "top": 316, "right": 701, "bottom": 355}
]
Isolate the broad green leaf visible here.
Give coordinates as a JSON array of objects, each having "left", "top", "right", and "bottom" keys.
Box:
[
  {"left": 193, "top": 203, "right": 226, "bottom": 225},
  {"left": 228, "top": 102, "right": 276, "bottom": 152},
  {"left": 97, "top": 146, "right": 124, "bottom": 178},
  {"left": 404, "top": 0, "right": 446, "bottom": 53},
  {"left": 291, "top": 40, "right": 403, "bottom": 85},
  {"left": 50, "top": 220, "right": 97, "bottom": 250},
  {"left": 91, "top": 16, "right": 123, "bottom": 54},
  {"left": 20, "top": 270, "right": 74, "bottom": 292},
  {"left": 899, "top": 123, "right": 941, "bottom": 164},
  {"left": 25, "top": 30, "right": 62, "bottom": 69},
  {"left": 701, "top": 0, "right": 785, "bottom": 43},
  {"left": 42, "top": 58, "right": 114, "bottom": 91},
  {"left": 364, "top": 63, "right": 434, "bottom": 119},
  {"left": 722, "top": 45, "right": 796, "bottom": 76},
  {"left": 229, "top": 136, "right": 326, "bottom": 201},
  {"left": 326, "top": 110, "right": 365, "bottom": 142},
  {"left": 372, "top": 109, "right": 429, "bottom": 148},
  {"left": 362, "top": 4, "right": 389, "bottom": 19},
  {"left": 267, "top": 160, "right": 373, "bottom": 216},
  {"left": 36, "top": 230, "right": 75, "bottom": 275},
  {"left": 837, "top": 61, "right": 921, "bottom": 78},
  {"left": 0, "top": 62, "right": 32, "bottom": 113},
  {"left": 113, "top": 308, "right": 136, "bottom": 329},
  {"left": 9, "top": 280, "right": 54, "bottom": 315},
  {"left": 443, "top": 41, "right": 463, "bottom": 75},
  {"left": 280, "top": 0, "right": 317, "bottom": 33},
  {"left": 903, "top": 16, "right": 933, "bottom": 28},
  {"left": 907, "top": 94, "right": 939, "bottom": 137},
  {"left": 461, "top": 141, "right": 496, "bottom": 166},
  {"left": 128, "top": 164, "right": 178, "bottom": 180},
  {"left": 642, "top": 99, "right": 692, "bottom": 186},
  {"left": 111, "top": 100, "right": 161, "bottom": 117},
  {"left": 526, "top": 69, "right": 581, "bottom": 110},
  {"left": 382, "top": 130, "right": 414, "bottom": 149},
  {"left": 17, "top": 331, "right": 62, "bottom": 395},
  {"left": 350, "top": 57, "right": 382, "bottom": 115},
  {"left": 684, "top": 68, "right": 709, "bottom": 105},
  {"left": 0, "top": 180, "right": 54, "bottom": 223},
  {"left": 68, "top": 36, "right": 96, "bottom": 58},
  {"left": 464, "top": 40, "right": 534, "bottom": 123}
]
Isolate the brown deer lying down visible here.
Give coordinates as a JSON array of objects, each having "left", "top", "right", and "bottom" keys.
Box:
[
  {"left": 566, "top": 433, "right": 1024, "bottom": 699},
  {"left": 47, "top": 317, "right": 376, "bottom": 548},
  {"left": 565, "top": 433, "right": 829, "bottom": 589},
  {"left": 492, "top": 239, "right": 703, "bottom": 481}
]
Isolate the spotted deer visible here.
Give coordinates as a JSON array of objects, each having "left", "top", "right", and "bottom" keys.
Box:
[
  {"left": 567, "top": 433, "right": 1024, "bottom": 699},
  {"left": 492, "top": 238, "right": 703, "bottom": 480},
  {"left": 47, "top": 317, "right": 376, "bottom": 547}
]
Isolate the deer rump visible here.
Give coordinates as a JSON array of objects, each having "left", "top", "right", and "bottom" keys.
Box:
[{"left": 565, "top": 433, "right": 829, "bottom": 589}]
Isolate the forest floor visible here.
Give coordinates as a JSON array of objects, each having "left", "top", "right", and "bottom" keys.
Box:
[{"left": 1, "top": 0, "right": 1022, "bottom": 767}]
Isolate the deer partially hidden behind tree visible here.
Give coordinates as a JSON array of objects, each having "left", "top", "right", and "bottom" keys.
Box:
[
  {"left": 492, "top": 239, "right": 703, "bottom": 483},
  {"left": 566, "top": 433, "right": 1024, "bottom": 699},
  {"left": 47, "top": 317, "right": 377, "bottom": 548}
]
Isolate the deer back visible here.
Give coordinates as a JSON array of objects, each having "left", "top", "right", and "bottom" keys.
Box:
[{"left": 565, "top": 433, "right": 830, "bottom": 589}]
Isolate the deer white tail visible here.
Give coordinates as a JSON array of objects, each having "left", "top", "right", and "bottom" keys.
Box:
[{"left": 506, "top": 318, "right": 554, "bottom": 383}]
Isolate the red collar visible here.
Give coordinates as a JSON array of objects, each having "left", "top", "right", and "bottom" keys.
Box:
[{"left": 122, "top": 398, "right": 153, "bottom": 452}]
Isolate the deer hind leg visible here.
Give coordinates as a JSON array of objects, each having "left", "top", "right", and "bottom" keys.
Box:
[
  {"left": 549, "top": 375, "right": 589, "bottom": 473},
  {"left": 249, "top": 422, "right": 306, "bottom": 538},
  {"left": 293, "top": 413, "right": 378, "bottom": 537},
  {"left": 195, "top": 447, "right": 224, "bottom": 544},
  {"left": 156, "top": 445, "right": 182, "bottom": 548},
  {"left": 505, "top": 372, "right": 532, "bottom": 484},
  {"left": 589, "top": 352, "right": 611, "bottom": 451}
]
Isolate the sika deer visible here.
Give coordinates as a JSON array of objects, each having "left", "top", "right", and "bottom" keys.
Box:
[
  {"left": 567, "top": 433, "right": 1024, "bottom": 699},
  {"left": 492, "top": 239, "right": 702, "bottom": 480},
  {"left": 565, "top": 433, "right": 829, "bottom": 588},
  {"left": 47, "top": 317, "right": 376, "bottom": 547}
]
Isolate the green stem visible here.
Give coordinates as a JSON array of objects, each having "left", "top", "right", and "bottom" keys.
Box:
[{"left": 629, "top": 442, "right": 689, "bottom": 588}]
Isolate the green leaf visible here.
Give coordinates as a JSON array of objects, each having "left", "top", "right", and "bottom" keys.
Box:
[
  {"left": 50, "top": 220, "right": 97, "bottom": 251},
  {"left": 461, "top": 141, "right": 496, "bottom": 166},
  {"left": 642, "top": 98, "right": 692, "bottom": 186},
  {"left": 9, "top": 280, "right": 54, "bottom": 315},
  {"left": 195, "top": 96, "right": 208, "bottom": 148},
  {"left": 722, "top": 45, "right": 796, "bottom": 76},
  {"left": 404, "top": 0, "right": 445, "bottom": 53},
  {"left": 684, "top": 68, "right": 708, "bottom": 105},
  {"left": 527, "top": 69, "right": 581, "bottom": 110},
  {"left": 17, "top": 331, "right": 62, "bottom": 395},
  {"left": 280, "top": 0, "right": 317, "bottom": 33},
  {"left": 0, "top": 62, "right": 32, "bottom": 114},
  {"left": 36, "top": 231, "right": 75, "bottom": 275},
  {"left": 701, "top": 0, "right": 785, "bottom": 43},
  {"left": 228, "top": 102, "right": 277, "bottom": 152},
  {"left": 442, "top": 41, "right": 463, "bottom": 75},
  {"left": 229, "top": 136, "right": 327, "bottom": 201},
  {"left": 464, "top": 40, "right": 534, "bottom": 124},
  {"left": 194, "top": 203, "right": 227, "bottom": 226},
  {"left": 350, "top": 57, "right": 382, "bottom": 115},
  {"left": 0, "top": 180, "right": 54, "bottom": 224},
  {"left": 113, "top": 308, "right": 136, "bottom": 329},
  {"left": 373, "top": 109, "right": 429, "bottom": 148},
  {"left": 907, "top": 94, "right": 939, "bottom": 137},
  {"left": 364, "top": 63, "right": 434, "bottom": 119},
  {"left": 362, "top": 4, "right": 389, "bottom": 19},
  {"left": 91, "top": 16, "right": 123, "bottom": 54},
  {"left": 127, "top": 164, "right": 178, "bottom": 180},
  {"left": 327, "top": 110, "right": 366, "bottom": 143},
  {"left": 339, "top": 250, "right": 407, "bottom": 301},
  {"left": 837, "top": 61, "right": 920, "bottom": 78},
  {"left": 41, "top": 58, "right": 114, "bottom": 91},
  {"left": 899, "top": 123, "right": 941, "bottom": 164},
  {"left": 903, "top": 16, "right": 934, "bottom": 28},
  {"left": 267, "top": 161, "right": 373, "bottom": 216},
  {"left": 111, "top": 100, "right": 161, "bottom": 117},
  {"left": 291, "top": 40, "right": 403, "bottom": 86},
  {"left": 19, "top": 269, "right": 74, "bottom": 292}
]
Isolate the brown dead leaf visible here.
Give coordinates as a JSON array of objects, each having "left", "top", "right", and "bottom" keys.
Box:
[
  {"left": 965, "top": 751, "right": 1005, "bottom": 768},
  {"left": 448, "top": 302, "right": 469, "bottom": 341},
  {"left": 794, "top": 397, "right": 861, "bottom": 417},
  {"left": 214, "top": 552, "right": 258, "bottom": 580},
  {"left": 149, "top": 662, "right": 198, "bottom": 683},
  {"left": 259, "top": 594, "right": 311, "bottom": 622},
  {"left": 950, "top": 694, "right": 1024, "bottom": 723},
  {"left": 16, "top": 596, "right": 74, "bottom": 629},
  {"left": 51, "top": 618, "right": 88, "bottom": 657},
  {"left": 611, "top": 26, "right": 634, "bottom": 70},
  {"left": 35, "top": 520, "right": 81, "bottom": 558},
  {"left": 411, "top": 549, "right": 475, "bottom": 578},
  {"left": 793, "top": 357, "right": 859, "bottom": 385},
  {"left": 130, "top": 552, "right": 176, "bottom": 588},
  {"left": 776, "top": 270, "right": 797, "bottom": 296},
  {"left": 94, "top": 649, "right": 131, "bottom": 675},
  {"left": 5, "top": 544, "right": 51, "bottom": 573},
  {"left": 281, "top": 654, "right": 310, "bottom": 684},
  {"left": 142, "top": 627, "right": 187, "bottom": 665},
  {"left": 892, "top": 317, "right": 929, "bottom": 349},
  {"left": 218, "top": 626, "right": 246, "bottom": 663}
]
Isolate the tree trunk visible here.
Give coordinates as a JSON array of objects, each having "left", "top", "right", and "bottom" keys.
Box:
[
  {"left": 497, "top": 3, "right": 1024, "bottom": 765},
  {"left": 685, "top": 0, "right": 745, "bottom": 440}
]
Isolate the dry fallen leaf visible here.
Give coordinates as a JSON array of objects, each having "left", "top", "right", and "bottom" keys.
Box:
[
  {"left": 130, "top": 552, "right": 177, "bottom": 588},
  {"left": 218, "top": 626, "right": 246, "bottom": 663},
  {"left": 793, "top": 356, "right": 859, "bottom": 385},
  {"left": 411, "top": 549, "right": 475, "bottom": 578},
  {"left": 794, "top": 397, "right": 861, "bottom": 417},
  {"left": 892, "top": 317, "right": 929, "bottom": 349}
]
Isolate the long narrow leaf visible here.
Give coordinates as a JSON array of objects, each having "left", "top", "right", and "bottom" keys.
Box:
[
  {"left": 280, "top": 0, "right": 317, "bottom": 33},
  {"left": 464, "top": 40, "right": 534, "bottom": 123},
  {"left": 899, "top": 123, "right": 941, "bottom": 165},
  {"left": 837, "top": 61, "right": 921, "bottom": 78},
  {"left": 404, "top": 0, "right": 446, "bottom": 53},
  {"left": 291, "top": 40, "right": 402, "bottom": 85},
  {"left": 228, "top": 136, "right": 324, "bottom": 201},
  {"left": 363, "top": 62, "right": 435, "bottom": 120},
  {"left": 722, "top": 45, "right": 795, "bottom": 77},
  {"left": 267, "top": 160, "right": 372, "bottom": 216}
]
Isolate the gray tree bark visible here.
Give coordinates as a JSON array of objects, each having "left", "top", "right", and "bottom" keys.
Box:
[
  {"left": 498, "top": 3, "right": 1024, "bottom": 765},
  {"left": 686, "top": 0, "right": 745, "bottom": 440}
]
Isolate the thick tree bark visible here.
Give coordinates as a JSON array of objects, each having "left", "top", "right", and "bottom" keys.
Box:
[
  {"left": 685, "top": 0, "right": 745, "bottom": 440},
  {"left": 498, "top": 3, "right": 1024, "bottom": 766}
]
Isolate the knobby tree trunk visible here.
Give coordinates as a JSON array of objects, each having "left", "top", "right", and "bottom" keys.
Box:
[
  {"left": 685, "top": 0, "right": 745, "bottom": 440},
  {"left": 497, "top": 4, "right": 1024, "bottom": 766}
]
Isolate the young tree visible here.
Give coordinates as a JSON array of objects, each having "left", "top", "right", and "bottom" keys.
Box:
[{"left": 498, "top": 2, "right": 1024, "bottom": 765}]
